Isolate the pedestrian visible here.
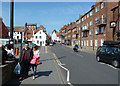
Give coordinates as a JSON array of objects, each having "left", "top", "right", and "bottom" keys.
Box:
[
  {"left": 30, "top": 45, "right": 40, "bottom": 80},
  {"left": 18, "top": 41, "right": 33, "bottom": 80},
  {"left": 4, "top": 44, "right": 15, "bottom": 60}
]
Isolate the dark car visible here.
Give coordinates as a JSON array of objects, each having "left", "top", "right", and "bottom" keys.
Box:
[{"left": 96, "top": 46, "right": 120, "bottom": 68}]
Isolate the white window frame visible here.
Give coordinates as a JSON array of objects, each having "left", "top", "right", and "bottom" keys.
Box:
[
  {"left": 95, "top": 39, "right": 98, "bottom": 46},
  {"left": 101, "top": 39, "right": 104, "bottom": 46},
  {"left": 101, "top": 2, "right": 104, "bottom": 9},
  {"left": 95, "top": 28, "right": 99, "bottom": 34},
  {"left": 90, "top": 40, "right": 93, "bottom": 46},
  {"left": 90, "top": 20, "right": 93, "bottom": 26},
  {"left": 90, "top": 11, "right": 93, "bottom": 16},
  {"left": 96, "top": 6, "right": 100, "bottom": 12},
  {"left": 87, "top": 13, "right": 89, "bottom": 18}
]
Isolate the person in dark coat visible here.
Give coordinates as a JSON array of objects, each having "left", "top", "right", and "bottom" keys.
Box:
[{"left": 18, "top": 41, "right": 33, "bottom": 80}]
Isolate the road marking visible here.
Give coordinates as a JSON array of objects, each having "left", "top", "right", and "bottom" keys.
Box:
[
  {"left": 53, "top": 59, "right": 64, "bottom": 85},
  {"left": 76, "top": 53, "right": 83, "bottom": 58},
  {"left": 99, "top": 63, "right": 118, "bottom": 70},
  {"left": 52, "top": 53, "right": 73, "bottom": 86},
  {"left": 53, "top": 53, "right": 62, "bottom": 65}
]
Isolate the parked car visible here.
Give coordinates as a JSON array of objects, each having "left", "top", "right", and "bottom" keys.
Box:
[{"left": 96, "top": 45, "right": 120, "bottom": 68}]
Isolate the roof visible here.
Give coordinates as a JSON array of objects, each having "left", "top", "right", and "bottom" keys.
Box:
[
  {"left": 14, "top": 26, "right": 25, "bottom": 32},
  {"left": 56, "top": 32, "right": 60, "bottom": 36}
]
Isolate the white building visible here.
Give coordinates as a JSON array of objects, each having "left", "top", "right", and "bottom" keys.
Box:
[
  {"left": 32, "top": 30, "right": 46, "bottom": 46},
  {"left": 9, "top": 31, "right": 24, "bottom": 42},
  {"left": 51, "top": 30, "right": 60, "bottom": 42}
]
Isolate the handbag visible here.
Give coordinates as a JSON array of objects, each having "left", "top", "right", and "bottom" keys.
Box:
[
  {"left": 14, "top": 63, "right": 21, "bottom": 74},
  {"left": 36, "top": 60, "right": 40, "bottom": 66}
]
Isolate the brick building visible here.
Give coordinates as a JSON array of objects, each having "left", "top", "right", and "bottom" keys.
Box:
[
  {"left": 59, "top": 1, "right": 119, "bottom": 50},
  {"left": 0, "top": 18, "right": 9, "bottom": 38}
]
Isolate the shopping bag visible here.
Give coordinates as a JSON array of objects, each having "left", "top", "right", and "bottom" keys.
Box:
[
  {"left": 14, "top": 63, "right": 21, "bottom": 74},
  {"left": 36, "top": 60, "right": 40, "bottom": 66}
]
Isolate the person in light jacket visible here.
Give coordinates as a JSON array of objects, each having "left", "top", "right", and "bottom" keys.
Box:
[{"left": 30, "top": 45, "right": 40, "bottom": 80}]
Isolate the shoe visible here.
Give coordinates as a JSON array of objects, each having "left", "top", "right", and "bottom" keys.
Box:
[
  {"left": 33, "top": 76, "right": 35, "bottom": 80},
  {"left": 19, "top": 77, "right": 23, "bottom": 80}
]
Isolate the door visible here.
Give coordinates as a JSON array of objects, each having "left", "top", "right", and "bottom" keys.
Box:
[
  {"left": 99, "top": 46, "right": 106, "bottom": 61},
  {"left": 105, "top": 47, "right": 114, "bottom": 63},
  {"left": 40, "top": 42, "right": 42, "bottom": 46}
]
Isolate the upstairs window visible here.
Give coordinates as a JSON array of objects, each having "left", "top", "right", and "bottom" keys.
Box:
[
  {"left": 101, "top": 2, "right": 104, "bottom": 9},
  {"left": 87, "top": 13, "right": 89, "bottom": 18},
  {"left": 90, "top": 20, "right": 93, "bottom": 26},
  {"left": 95, "top": 28, "right": 99, "bottom": 34},
  {"left": 96, "top": 6, "right": 100, "bottom": 12},
  {"left": 90, "top": 11, "right": 93, "bottom": 16}
]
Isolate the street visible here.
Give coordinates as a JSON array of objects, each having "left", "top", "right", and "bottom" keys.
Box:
[{"left": 50, "top": 43, "right": 119, "bottom": 85}]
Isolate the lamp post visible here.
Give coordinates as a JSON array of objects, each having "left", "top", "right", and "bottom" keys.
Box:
[{"left": 9, "top": 0, "right": 14, "bottom": 48}]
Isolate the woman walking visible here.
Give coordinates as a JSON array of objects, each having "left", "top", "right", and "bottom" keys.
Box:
[{"left": 30, "top": 45, "right": 40, "bottom": 80}]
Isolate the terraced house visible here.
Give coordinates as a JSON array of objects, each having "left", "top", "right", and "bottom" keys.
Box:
[{"left": 59, "top": 1, "right": 119, "bottom": 50}]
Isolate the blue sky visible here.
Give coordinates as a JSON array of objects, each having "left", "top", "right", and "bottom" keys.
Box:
[{"left": 2, "top": 2, "right": 95, "bottom": 34}]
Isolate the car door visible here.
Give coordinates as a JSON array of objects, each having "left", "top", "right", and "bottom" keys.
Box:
[
  {"left": 105, "top": 47, "right": 114, "bottom": 63},
  {"left": 99, "top": 46, "right": 106, "bottom": 61}
]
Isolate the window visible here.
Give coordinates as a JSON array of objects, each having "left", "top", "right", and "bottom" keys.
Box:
[
  {"left": 96, "top": 6, "right": 99, "bottom": 12},
  {"left": 90, "top": 20, "right": 93, "bottom": 26},
  {"left": 90, "top": 11, "right": 93, "bottom": 16},
  {"left": 79, "top": 27, "right": 81, "bottom": 30},
  {"left": 36, "top": 36, "right": 37, "bottom": 39},
  {"left": 89, "top": 30, "right": 93, "bottom": 35},
  {"left": 90, "top": 40, "right": 93, "bottom": 46},
  {"left": 101, "top": 39, "right": 104, "bottom": 46},
  {"left": 82, "top": 32, "right": 83, "bottom": 37},
  {"left": 82, "top": 17, "right": 84, "bottom": 21},
  {"left": 37, "top": 40, "right": 39, "bottom": 44},
  {"left": 39, "top": 36, "right": 41, "bottom": 39},
  {"left": 100, "top": 47, "right": 106, "bottom": 53},
  {"left": 79, "top": 20, "right": 81, "bottom": 23},
  {"left": 40, "top": 32, "right": 41, "bottom": 34},
  {"left": 84, "top": 40, "right": 86, "bottom": 46},
  {"left": 82, "top": 41, "right": 83, "bottom": 46},
  {"left": 101, "top": 27, "right": 104, "bottom": 33},
  {"left": 87, "top": 14, "right": 89, "bottom": 18},
  {"left": 101, "top": 2, "right": 104, "bottom": 9},
  {"left": 95, "top": 39, "right": 98, "bottom": 46},
  {"left": 84, "top": 16, "right": 86, "bottom": 20},
  {"left": 43, "top": 41, "right": 44, "bottom": 44},
  {"left": 95, "top": 28, "right": 99, "bottom": 34},
  {"left": 17, "top": 36, "right": 19, "bottom": 39},
  {"left": 79, "top": 34, "right": 80, "bottom": 37},
  {"left": 87, "top": 40, "right": 89, "bottom": 46},
  {"left": 95, "top": 17, "right": 100, "bottom": 24},
  {"left": 102, "top": 14, "right": 104, "bottom": 23}
]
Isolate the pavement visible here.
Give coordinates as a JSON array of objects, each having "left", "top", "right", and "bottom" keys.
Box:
[{"left": 5, "top": 46, "right": 65, "bottom": 85}]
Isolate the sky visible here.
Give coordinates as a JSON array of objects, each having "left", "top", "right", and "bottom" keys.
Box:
[{"left": 1, "top": 2, "right": 95, "bottom": 35}]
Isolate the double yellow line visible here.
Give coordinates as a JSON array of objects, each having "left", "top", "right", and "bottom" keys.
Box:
[{"left": 53, "top": 53, "right": 62, "bottom": 65}]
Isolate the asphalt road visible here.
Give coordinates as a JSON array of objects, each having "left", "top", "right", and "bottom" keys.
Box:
[{"left": 50, "top": 43, "right": 119, "bottom": 85}]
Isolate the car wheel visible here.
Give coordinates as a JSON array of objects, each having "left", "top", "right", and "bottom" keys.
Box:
[
  {"left": 112, "top": 60, "right": 119, "bottom": 68},
  {"left": 96, "top": 56, "right": 101, "bottom": 62}
]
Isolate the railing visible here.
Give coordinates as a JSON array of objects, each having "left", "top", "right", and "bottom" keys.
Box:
[{"left": 95, "top": 18, "right": 107, "bottom": 26}]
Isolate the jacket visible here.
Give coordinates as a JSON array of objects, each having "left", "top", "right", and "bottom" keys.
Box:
[{"left": 18, "top": 47, "right": 33, "bottom": 63}]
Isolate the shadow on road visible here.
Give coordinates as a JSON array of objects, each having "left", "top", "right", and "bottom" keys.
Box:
[{"left": 36, "top": 71, "right": 53, "bottom": 78}]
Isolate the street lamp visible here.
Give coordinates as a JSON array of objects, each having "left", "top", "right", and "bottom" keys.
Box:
[{"left": 9, "top": 0, "right": 14, "bottom": 48}]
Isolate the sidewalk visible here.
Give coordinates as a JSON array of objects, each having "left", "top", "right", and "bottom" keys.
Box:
[{"left": 5, "top": 46, "right": 64, "bottom": 85}]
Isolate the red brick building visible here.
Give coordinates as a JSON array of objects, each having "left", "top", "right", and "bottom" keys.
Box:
[
  {"left": 0, "top": 18, "right": 9, "bottom": 38},
  {"left": 59, "top": 1, "right": 119, "bottom": 50}
]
